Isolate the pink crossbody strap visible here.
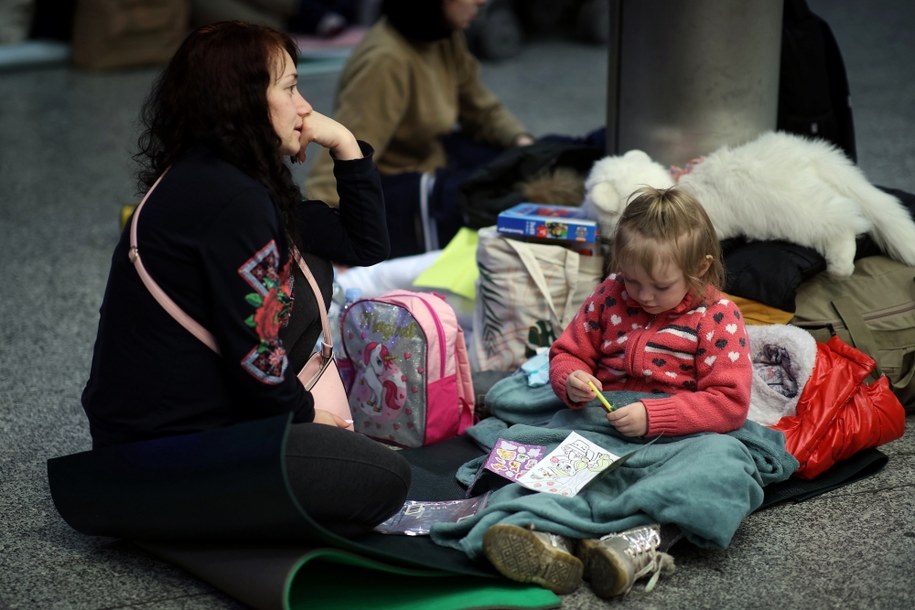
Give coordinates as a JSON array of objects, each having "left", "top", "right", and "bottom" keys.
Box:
[
  {"left": 128, "top": 170, "right": 333, "bottom": 358},
  {"left": 294, "top": 247, "right": 335, "bottom": 361}
]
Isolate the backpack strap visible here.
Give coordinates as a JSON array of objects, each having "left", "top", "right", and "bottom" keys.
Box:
[
  {"left": 504, "top": 237, "right": 582, "bottom": 327},
  {"left": 128, "top": 171, "right": 333, "bottom": 357},
  {"left": 831, "top": 296, "right": 881, "bottom": 377}
]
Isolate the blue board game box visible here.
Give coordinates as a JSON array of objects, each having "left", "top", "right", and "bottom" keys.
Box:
[{"left": 496, "top": 203, "right": 599, "bottom": 244}]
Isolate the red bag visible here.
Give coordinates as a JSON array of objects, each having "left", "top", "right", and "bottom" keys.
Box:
[{"left": 772, "top": 336, "right": 906, "bottom": 479}]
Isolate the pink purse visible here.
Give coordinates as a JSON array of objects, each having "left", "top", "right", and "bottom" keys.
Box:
[
  {"left": 128, "top": 171, "right": 354, "bottom": 427},
  {"left": 293, "top": 265, "right": 353, "bottom": 426}
]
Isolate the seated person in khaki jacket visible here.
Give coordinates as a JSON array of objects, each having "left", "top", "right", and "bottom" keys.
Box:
[{"left": 305, "top": 0, "right": 534, "bottom": 258}]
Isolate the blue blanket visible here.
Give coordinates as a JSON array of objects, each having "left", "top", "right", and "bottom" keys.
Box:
[{"left": 429, "top": 374, "right": 799, "bottom": 560}]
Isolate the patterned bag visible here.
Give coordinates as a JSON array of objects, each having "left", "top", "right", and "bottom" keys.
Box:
[
  {"left": 474, "top": 227, "right": 604, "bottom": 371},
  {"left": 340, "top": 290, "right": 475, "bottom": 447}
]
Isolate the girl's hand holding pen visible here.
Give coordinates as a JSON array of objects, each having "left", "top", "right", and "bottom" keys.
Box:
[
  {"left": 567, "top": 370, "right": 649, "bottom": 437},
  {"left": 587, "top": 379, "right": 615, "bottom": 412},
  {"left": 567, "top": 371, "right": 616, "bottom": 412},
  {"left": 606, "top": 402, "right": 649, "bottom": 437},
  {"left": 565, "top": 370, "right": 605, "bottom": 405}
]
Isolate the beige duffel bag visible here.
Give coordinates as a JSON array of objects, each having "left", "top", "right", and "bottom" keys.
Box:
[{"left": 473, "top": 227, "right": 604, "bottom": 372}]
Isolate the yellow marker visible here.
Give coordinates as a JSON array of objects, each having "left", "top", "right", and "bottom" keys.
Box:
[{"left": 587, "top": 380, "right": 615, "bottom": 412}]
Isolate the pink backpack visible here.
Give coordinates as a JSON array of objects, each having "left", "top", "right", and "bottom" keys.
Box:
[{"left": 340, "top": 290, "right": 475, "bottom": 447}]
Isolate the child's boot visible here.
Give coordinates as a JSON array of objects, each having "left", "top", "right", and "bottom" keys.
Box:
[
  {"left": 577, "top": 523, "right": 675, "bottom": 598},
  {"left": 483, "top": 523, "right": 583, "bottom": 594}
]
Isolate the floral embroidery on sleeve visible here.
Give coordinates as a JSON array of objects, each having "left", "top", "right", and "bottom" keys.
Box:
[{"left": 237, "top": 241, "right": 294, "bottom": 384}]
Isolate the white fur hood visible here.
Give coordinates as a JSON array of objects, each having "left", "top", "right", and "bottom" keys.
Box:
[{"left": 746, "top": 324, "right": 818, "bottom": 426}]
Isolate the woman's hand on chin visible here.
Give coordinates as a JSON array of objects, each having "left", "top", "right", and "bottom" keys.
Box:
[{"left": 300, "top": 111, "right": 361, "bottom": 161}]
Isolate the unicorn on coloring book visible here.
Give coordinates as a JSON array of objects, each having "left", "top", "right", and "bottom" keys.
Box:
[{"left": 351, "top": 342, "right": 407, "bottom": 419}]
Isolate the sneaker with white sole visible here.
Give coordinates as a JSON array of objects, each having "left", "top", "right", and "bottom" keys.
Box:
[
  {"left": 578, "top": 523, "right": 675, "bottom": 598},
  {"left": 483, "top": 523, "right": 584, "bottom": 595}
]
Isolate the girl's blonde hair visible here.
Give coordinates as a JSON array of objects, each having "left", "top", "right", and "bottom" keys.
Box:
[{"left": 610, "top": 186, "right": 724, "bottom": 298}]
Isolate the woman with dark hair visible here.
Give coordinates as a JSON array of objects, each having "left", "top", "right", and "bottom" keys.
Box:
[
  {"left": 304, "top": 0, "right": 535, "bottom": 258},
  {"left": 81, "top": 20, "right": 410, "bottom": 537}
]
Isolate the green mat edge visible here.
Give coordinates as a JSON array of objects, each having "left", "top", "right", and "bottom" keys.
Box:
[{"left": 288, "top": 548, "right": 561, "bottom": 610}]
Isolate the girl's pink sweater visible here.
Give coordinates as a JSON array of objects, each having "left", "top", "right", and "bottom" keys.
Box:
[{"left": 549, "top": 274, "right": 752, "bottom": 436}]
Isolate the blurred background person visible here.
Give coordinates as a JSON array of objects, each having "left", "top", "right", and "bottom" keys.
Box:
[{"left": 304, "top": 0, "right": 535, "bottom": 258}]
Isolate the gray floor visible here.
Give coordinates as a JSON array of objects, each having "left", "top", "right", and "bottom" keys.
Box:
[{"left": 2, "top": 1, "right": 914, "bottom": 609}]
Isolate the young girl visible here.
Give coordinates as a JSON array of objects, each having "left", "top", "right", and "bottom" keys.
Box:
[
  {"left": 304, "top": 0, "right": 535, "bottom": 257},
  {"left": 482, "top": 186, "right": 753, "bottom": 599},
  {"left": 549, "top": 185, "right": 752, "bottom": 437}
]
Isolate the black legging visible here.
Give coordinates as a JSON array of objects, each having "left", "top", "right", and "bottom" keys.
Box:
[{"left": 284, "top": 421, "right": 411, "bottom": 537}]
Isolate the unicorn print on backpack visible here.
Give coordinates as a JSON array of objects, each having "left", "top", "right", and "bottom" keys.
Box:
[{"left": 350, "top": 341, "right": 407, "bottom": 419}]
